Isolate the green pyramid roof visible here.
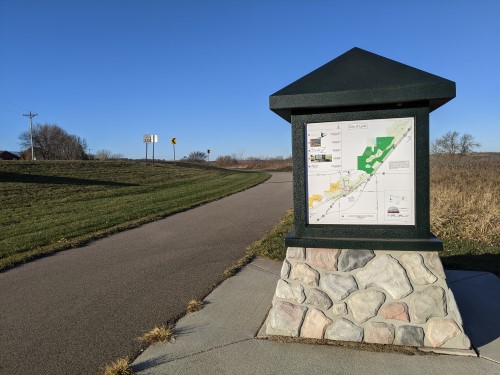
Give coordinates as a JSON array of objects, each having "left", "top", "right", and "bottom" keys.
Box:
[{"left": 270, "top": 48, "right": 455, "bottom": 122}]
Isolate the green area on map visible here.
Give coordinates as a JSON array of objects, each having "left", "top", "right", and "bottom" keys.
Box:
[{"left": 357, "top": 136, "right": 394, "bottom": 174}]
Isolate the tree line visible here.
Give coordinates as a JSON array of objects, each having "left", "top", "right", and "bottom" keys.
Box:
[
  {"left": 431, "top": 131, "right": 480, "bottom": 155},
  {"left": 18, "top": 124, "right": 482, "bottom": 161},
  {"left": 18, "top": 123, "right": 124, "bottom": 161},
  {"left": 19, "top": 123, "right": 87, "bottom": 160}
]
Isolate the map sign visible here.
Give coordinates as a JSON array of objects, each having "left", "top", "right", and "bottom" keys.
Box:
[{"left": 306, "top": 117, "right": 415, "bottom": 226}]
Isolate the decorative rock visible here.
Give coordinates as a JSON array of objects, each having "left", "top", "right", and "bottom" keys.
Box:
[
  {"left": 305, "top": 288, "right": 333, "bottom": 310},
  {"left": 400, "top": 253, "right": 437, "bottom": 285},
  {"left": 301, "top": 308, "right": 333, "bottom": 339},
  {"left": 306, "top": 248, "right": 339, "bottom": 271},
  {"left": 356, "top": 255, "right": 412, "bottom": 299},
  {"left": 275, "top": 280, "right": 305, "bottom": 303},
  {"left": 348, "top": 290, "right": 386, "bottom": 323},
  {"left": 426, "top": 319, "right": 461, "bottom": 347},
  {"left": 331, "top": 302, "right": 347, "bottom": 316},
  {"left": 267, "top": 301, "right": 307, "bottom": 337},
  {"left": 446, "top": 288, "right": 463, "bottom": 326},
  {"left": 280, "top": 260, "right": 291, "bottom": 279},
  {"left": 338, "top": 249, "right": 375, "bottom": 272},
  {"left": 423, "top": 251, "right": 446, "bottom": 279},
  {"left": 290, "top": 263, "right": 319, "bottom": 286},
  {"left": 286, "top": 247, "right": 305, "bottom": 260},
  {"left": 411, "top": 286, "right": 446, "bottom": 324},
  {"left": 379, "top": 302, "right": 410, "bottom": 322},
  {"left": 442, "top": 333, "right": 471, "bottom": 350},
  {"left": 394, "top": 325, "right": 424, "bottom": 347},
  {"left": 268, "top": 249, "right": 469, "bottom": 350},
  {"left": 325, "top": 318, "right": 363, "bottom": 342},
  {"left": 364, "top": 322, "right": 395, "bottom": 344},
  {"left": 320, "top": 273, "right": 358, "bottom": 301}
]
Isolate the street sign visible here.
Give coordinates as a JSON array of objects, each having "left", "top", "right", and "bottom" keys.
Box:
[
  {"left": 171, "top": 137, "right": 177, "bottom": 144},
  {"left": 144, "top": 134, "right": 158, "bottom": 143}
]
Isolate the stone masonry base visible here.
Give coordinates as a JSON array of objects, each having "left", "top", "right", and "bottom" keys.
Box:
[{"left": 264, "top": 248, "right": 471, "bottom": 350}]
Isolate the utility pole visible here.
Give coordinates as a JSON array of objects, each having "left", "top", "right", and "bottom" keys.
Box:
[{"left": 23, "top": 111, "right": 38, "bottom": 160}]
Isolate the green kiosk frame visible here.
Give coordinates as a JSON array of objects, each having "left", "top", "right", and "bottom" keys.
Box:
[{"left": 270, "top": 48, "right": 456, "bottom": 251}]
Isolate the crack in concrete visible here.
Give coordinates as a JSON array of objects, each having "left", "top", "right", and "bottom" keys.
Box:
[
  {"left": 165, "top": 337, "right": 254, "bottom": 364},
  {"left": 479, "top": 355, "right": 500, "bottom": 366},
  {"left": 249, "top": 262, "right": 280, "bottom": 276}
]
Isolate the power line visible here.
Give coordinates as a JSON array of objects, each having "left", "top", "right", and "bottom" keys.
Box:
[
  {"left": 23, "top": 111, "right": 38, "bottom": 160},
  {"left": 0, "top": 98, "right": 26, "bottom": 111}
]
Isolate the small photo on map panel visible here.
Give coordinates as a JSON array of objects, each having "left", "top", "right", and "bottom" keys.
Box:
[
  {"left": 310, "top": 138, "right": 322, "bottom": 147},
  {"left": 310, "top": 154, "right": 333, "bottom": 163}
]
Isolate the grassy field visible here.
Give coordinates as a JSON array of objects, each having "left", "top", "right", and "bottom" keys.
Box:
[
  {"left": 0, "top": 160, "right": 269, "bottom": 270},
  {"left": 430, "top": 153, "right": 499, "bottom": 273},
  {"left": 248, "top": 153, "right": 499, "bottom": 275}
]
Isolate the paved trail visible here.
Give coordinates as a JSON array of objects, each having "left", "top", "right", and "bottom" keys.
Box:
[{"left": 0, "top": 172, "right": 292, "bottom": 375}]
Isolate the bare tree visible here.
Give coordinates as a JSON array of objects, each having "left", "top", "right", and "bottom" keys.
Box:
[
  {"left": 18, "top": 123, "right": 87, "bottom": 160},
  {"left": 431, "top": 131, "right": 481, "bottom": 155},
  {"left": 183, "top": 151, "right": 207, "bottom": 162},
  {"left": 458, "top": 133, "right": 481, "bottom": 155},
  {"left": 95, "top": 149, "right": 112, "bottom": 160},
  {"left": 60, "top": 135, "right": 87, "bottom": 160},
  {"left": 431, "top": 131, "right": 459, "bottom": 155},
  {"left": 94, "top": 149, "right": 124, "bottom": 160},
  {"left": 110, "top": 153, "right": 124, "bottom": 159}
]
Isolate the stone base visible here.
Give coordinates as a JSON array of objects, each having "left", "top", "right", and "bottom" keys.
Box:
[{"left": 265, "top": 248, "right": 471, "bottom": 350}]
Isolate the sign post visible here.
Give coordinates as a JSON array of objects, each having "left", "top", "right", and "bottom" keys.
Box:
[
  {"left": 152, "top": 135, "right": 158, "bottom": 165},
  {"left": 171, "top": 137, "right": 177, "bottom": 164},
  {"left": 143, "top": 134, "right": 151, "bottom": 165},
  {"left": 207, "top": 149, "right": 211, "bottom": 162},
  {"left": 144, "top": 134, "right": 158, "bottom": 165},
  {"left": 263, "top": 48, "right": 471, "bottom": 351}
]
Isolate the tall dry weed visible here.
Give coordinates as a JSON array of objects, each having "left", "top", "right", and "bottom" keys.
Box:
[{"left": 430, "top": 153, "right": 499, "bottom": 246}]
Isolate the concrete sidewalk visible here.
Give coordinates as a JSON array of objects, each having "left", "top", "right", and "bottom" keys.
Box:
[{"left": 132, "top": 258, "right": 500, "bottom": 375}]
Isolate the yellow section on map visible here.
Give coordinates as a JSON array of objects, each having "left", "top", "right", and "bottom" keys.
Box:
[
  {"left": 327, "top": 181, "right": 341, "bottom": 192},
  {"left": 308, "top": 194, "right": 322, "bottom": 208}
]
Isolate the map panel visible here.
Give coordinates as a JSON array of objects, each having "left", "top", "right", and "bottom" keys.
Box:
[{"left": 306, "top": 117, "right": 415, "bottom": 225}]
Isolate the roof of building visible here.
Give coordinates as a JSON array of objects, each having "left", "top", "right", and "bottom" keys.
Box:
[
  {"left": 0, "top": 150, "right": 21, "bottom": 157},
  {"left": 270, "top": 47, "right": 456, "bottom": 122}
]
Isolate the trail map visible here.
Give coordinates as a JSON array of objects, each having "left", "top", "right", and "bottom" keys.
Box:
[{"left": 306, "top": 117, "right": 415, "bottom": 225}]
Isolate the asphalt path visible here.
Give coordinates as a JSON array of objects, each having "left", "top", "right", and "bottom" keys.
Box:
[{"left": 0, "top": 172, "right": 292, "bottom": 375}]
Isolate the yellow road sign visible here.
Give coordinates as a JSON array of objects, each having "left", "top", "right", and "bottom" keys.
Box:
[{"left": 171, "top": 137, "right": 176, "bottom": 144}]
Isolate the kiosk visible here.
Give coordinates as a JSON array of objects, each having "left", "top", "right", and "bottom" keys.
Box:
[{"left": 264, "top": 48, "right": 471, "bottom": 351}]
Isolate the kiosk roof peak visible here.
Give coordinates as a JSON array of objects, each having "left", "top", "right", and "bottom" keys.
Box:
[{"left": 270, "top": 47, "right": 455, "bottom": 122}]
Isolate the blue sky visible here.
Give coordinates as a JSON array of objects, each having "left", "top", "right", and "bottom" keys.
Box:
[{"left": 1, "top": 0, "right": 499, "bottom": 160}]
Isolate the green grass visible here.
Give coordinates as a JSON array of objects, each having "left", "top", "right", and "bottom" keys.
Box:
[
  {"left": 249, "top": 210, "right": 499, "bottom": 276},
  {"left": 246, "top": 209, "right": 294, "bottom": 260},
  {"left": 0, "top": 160, "right": 269, "bottom": 270}
]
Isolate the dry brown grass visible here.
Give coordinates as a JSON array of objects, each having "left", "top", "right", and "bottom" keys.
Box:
[
  {"left": 429, "top": 153, "right": 499, "bottom": 274},
  {"left": 186, "top": 299, "right": 204, "bottom": 313},
  {"left": 430, "top": 153, "right": 499, "bottom": 245},
  {"left": 103, "top": 357, "right": 133, "bottom": 375},
  {"left": 138, "top": 325, "right": 175, "bottom": 345}
]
